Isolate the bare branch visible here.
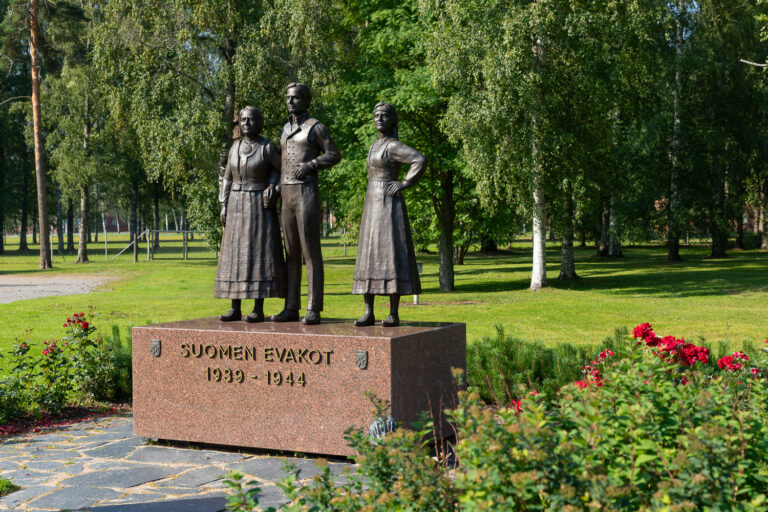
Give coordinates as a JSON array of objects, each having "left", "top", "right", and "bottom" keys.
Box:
[
  {"left": 0, "top": 95, "right": 31, "bottom": 106},
  {"left": 739, "top": 58, "right": 767, "bottom": 68}
]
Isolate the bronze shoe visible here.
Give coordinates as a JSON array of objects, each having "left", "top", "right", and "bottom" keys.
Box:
[
  {"left": 271, "top": 309, "right": 300, "bottom": 322},
  {"left": 245, "top": 310, "right": 264, "bottom": 323},
  {"left": 219, "top": 308, "right": 242, "bottom": 322},
  {"left": 301, "top": 310, "right": 321, "bottom": 325},
  {"left": 381, "top": 314, "right": 399, "bottom": 327},
  {"left": 354, "top": 313, "right": 375, "bottom": 327}
]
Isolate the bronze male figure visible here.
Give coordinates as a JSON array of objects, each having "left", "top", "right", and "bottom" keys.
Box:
[{"left": 271, "top": 83, "right": 341, "bottom": 325}]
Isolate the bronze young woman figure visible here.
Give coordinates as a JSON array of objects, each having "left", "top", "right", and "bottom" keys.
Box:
[
  {"left": 215, "top": 106, "right": 286, "bottom": 322},
  {"left": 352, "top": 103, "right": 427, "bottom": 327}
]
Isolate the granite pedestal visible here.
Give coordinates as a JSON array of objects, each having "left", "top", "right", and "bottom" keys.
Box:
[{"left": 132, "top": 318, "right": 465, "bottom": 456}]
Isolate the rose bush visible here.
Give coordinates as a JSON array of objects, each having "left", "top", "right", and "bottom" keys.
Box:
[
  {"left": 228, "top": 324, "right": 768, "bottom": 511},
  {"left": 0, "top": 310, "right": 130, "bottom": 422}
]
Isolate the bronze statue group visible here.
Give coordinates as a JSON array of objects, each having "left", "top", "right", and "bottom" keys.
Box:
[{"left": 214, "top": 83, "right": 427, "bottom": 327}]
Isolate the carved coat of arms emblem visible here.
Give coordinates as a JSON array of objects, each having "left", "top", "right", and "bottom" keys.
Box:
[
  {"left": 150, "top": 339, "right": 162, "bottom": 357},
  {"left": 355, "top": 350, "right": 368, "bottom": 370}
]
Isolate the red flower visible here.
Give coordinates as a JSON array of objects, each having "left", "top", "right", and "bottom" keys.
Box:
[
  {"left": 632, "top": 323, "right": 654, "bottom": 339},
  {"left": 733, "top": 351, "right": 749, "bottom": 361},
  {"left": 81, "top": 321, "right": 89, "bottom": 330},
  {"left": 718, "top": 355, "right": 734, "bottom": 369},
  {"left": 509, "top": 400, "right": 522, "bottom": 415},
  {"left": 575, "top": 380, "right": 590, "bottom": 390},
  {"left": 751, "top": 368, "right": 760, "bottom": 376},
  {"left": 718, "top": 355, "right": 743, "bottom": 371}
]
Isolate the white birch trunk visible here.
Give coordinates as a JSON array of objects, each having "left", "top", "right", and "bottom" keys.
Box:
[{"left": 530, "top": 35, "right": 547, "bottom": 291}]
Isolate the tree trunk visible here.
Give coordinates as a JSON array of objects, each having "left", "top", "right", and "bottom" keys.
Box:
[
  {"left": 597, "top": 199, "right": 609, "bottom": 256},
  {"left": 172, "top": 209, "right": 179, "bottom": 231},
  {"left": 436, "top": 170, "right": 455, "bottom": 292},
  {"left": 667, "top": 0, "right": 683, "bottom": 261},
  {"left": 75, "top": 185, "right": 89, "bottom": 263},
  {"left": 19, "top": 206, "right": 28, "bottom": 251},
  {"left": 608, "top": 193, "right": 623, "bottom": 257},
  {"left": 115, "top": 209, "right": 121, "bottom": 234},
  {"left": 32, "top": 212, "right": 37, "bottom": 245},
  {"left": 760, "top": 179, "right": 767, "bottom": 250},
  {"left": 735, "top": 210, "right": 744, "bottom": 249},
  {"left": 530, "top": 174, "right": 547, "bottom": 291},
  {"left": 131, "top": 173, "right": 139, "bottom": 263},
  {"left": 29, "top": 0, "right": 51, "bottom": 268},
  {"left": 480, "top": 235, "right": 497, "bottom": 253},
  {"left": 558, "top": 189, "right": 577, "bottom": 280},
  {"left": 153, "top": 184, "right": 160, "bottom": 248},
  {"left": 530, "top": 35, "right": 547, "bottom": 291},
  {"left": 19, "top": 166, "right": 29, "bottom": 251},
  {"left": 92, "top": 198, "right": 98, "bottom": 243},
  {"left": 56, "top": 185, "right": 64, "bottom": 253},
  {"left": 67, "top": 199, "right": 75, "bottom": 251}
]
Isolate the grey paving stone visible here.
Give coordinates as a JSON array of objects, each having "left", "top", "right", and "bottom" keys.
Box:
[
  {"left": 87, "top": 461, "right": 141, "bottom": 471},
  {"left": 59, "top": 465, "right": 181, "bottom": 489},
  {"left": 83, "top": 431, "right": 134, "bottom": 444},
  {"left": 78, "top": 440, "right": 119, "bottom": 450},
  {"left": 63, "top": 463, "right": 86, "bottom": 474},
  {"left": 97, "top": 492, "right": 167, "bottom": 505},
  {"left": 105, "top": 421, "right": 134, "bottom": 435},
  {"left": 25, "top": 460, "right": 70, "bottom": 471},
  {"left": 155, "top": 466, "right": 228, "bottom": 488},
  {"left": 127, "top": 446, "right": 245, "bottom": 465},
  {"left": 0, "top": 460, "right": 18, "bottom": 470},
  {"left": 86, "top": 494, "right": 228, "bottom": 512},
  {"left": 253, "top": 485, "right": 289, "bottom": 509},
  {"left": 26, "top": 434, "right": 71, "bottom": 443},
  {"left": 82, "top": 437, "right": 145, "bottom": 459},
  {"left": 231, "top": 457, "right": 347, "bottom": 482},
  {"left": 63, "top": 427, "right": 93, "bottom": 435},
  {"left": 1, "top": 469, "right": 51, "bottom": 486},
  {"left": 27, "top": 486, "right": 121, "bottom": 510},
  {"left": 151, "top": 486, "right": 206, "bottom": 495},
  {"left": 24, "top": 448, "right": 80, "bottom": 461},
  {"left": 0, "top": 485, "right": 56, "bottom": 508}
]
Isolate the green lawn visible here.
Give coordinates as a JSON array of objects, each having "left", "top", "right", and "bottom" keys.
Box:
[{"left": 1, "top": 232, "right": 767, "bottom": 367}]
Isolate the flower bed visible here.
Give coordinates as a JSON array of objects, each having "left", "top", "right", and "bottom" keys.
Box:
[
  {"left": 0, "top": 310, "right": 131, "bottom": 424},
  {"left": 227, "top": 324, "right": 768, "bottom": 511}
]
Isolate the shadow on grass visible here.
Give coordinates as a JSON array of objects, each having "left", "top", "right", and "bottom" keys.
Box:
[{"left": 447, "top": 247, "right": 768, "bottom": 298}]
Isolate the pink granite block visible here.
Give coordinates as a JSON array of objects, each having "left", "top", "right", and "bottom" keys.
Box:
[{"left": 132, "top": 318, "right": 465, "bottom": 456}]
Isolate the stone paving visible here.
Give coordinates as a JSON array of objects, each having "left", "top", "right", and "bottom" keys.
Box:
[{"left": 0, "top": 414, "right": 353, "bottom": 511}]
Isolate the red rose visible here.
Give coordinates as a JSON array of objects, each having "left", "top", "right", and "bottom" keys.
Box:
[
  {"left": 81, "top": 321, "right": 89, "bottom": 330},
  {"left": 718, "top": 356, "right": 734, "bottom": 369}
]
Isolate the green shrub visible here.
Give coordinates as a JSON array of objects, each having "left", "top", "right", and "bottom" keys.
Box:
[
  {"left": 0, "top": 340, "right": 35, "bottom": 423},
  {"left": 0, "top": 310, "right": 131, "bottom": 421},
  {"left": 0, "top": 477, "right": 19, "bottom": 497},
  {"left": 454, "top": 334, "right": 768, "bottom": 510},
  {"left": 226, "top": 394, "right": 455, "bottom": 512},
  {"left": 228, "top": 325, "right": 768, "bottom": 511},
  {"left": 467, "top": 325, "right": 631, "bottom": 404}
]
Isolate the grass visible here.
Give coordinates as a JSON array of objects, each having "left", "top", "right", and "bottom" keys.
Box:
[
  {"left": 0, "top": 476, "right": 19, "bottom": 497},
  {"left": 1, "top": 232, "right": 768, "bottom": 369}
]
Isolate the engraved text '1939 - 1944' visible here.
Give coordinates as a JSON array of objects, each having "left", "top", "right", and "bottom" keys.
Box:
[{"left": 178, "top": 342, "right": 335, "bottom": 388}]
